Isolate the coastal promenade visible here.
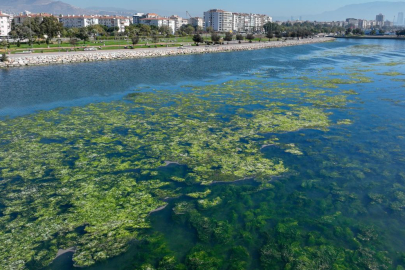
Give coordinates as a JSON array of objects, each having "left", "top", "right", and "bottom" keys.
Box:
[{"left": 0, "top": 37, "right": 334, "bottom": 68}]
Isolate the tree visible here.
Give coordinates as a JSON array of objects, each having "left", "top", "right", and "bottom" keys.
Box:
[
  {"left": 185, "top": 25, "right": 195, "bottom": 35},
  {"left": 370, "top": 29, "right": 377, "bottom": 35},
  {"left": 195, "top": 26, "right": 203, "bottom": 34},
  {"left": 159, "top": 25, "right": 171, "bottom": 36},
  {"left": 87, "top": 25, "right": 106, "bottom": 37},
  {"left": 192, "top": 34, "right": 204, "bottom": 45},
  {"left": 211, "top": 33, "right": 221, "bottom": 44},
  {"left": 179, "top": 24, "right": 195, "bottom": 35},
  {"left": 152, "top": 34, "right": 159, "bottom": 43},
  {"left": 1, "top": 40, "right": 8, "bottom": 61},
  {"left": 396, "top": 29, "right": 405, "bottom": 36},
  {"left": 76, "top": 28, "right": 89, "bottom": 44},
  {"left": 266, "top": 31, "right": 273, "bottom": 41},
  {"left": 246, "top": 34, "right": 255, "bottom": 43},
  {"left": 206, "top": 26, "right": 214, "bottom": 33},
  {"left": 1, "top": 53, "right": 8, "bottom": 63},
  {"left": 236, "top": 34, "right": 244, "bottom": 41},
  {"left": 139, "top": 24, "right": 152, "bottom": 36},
  {"left": 40, "top": 16, "right": 63, "bottom": 39},
  {"left": 69, "top": 38, "right": 78, "bottom": 49},
  {"left": 9, "top": 25, "right": 33, "bottom": 41},
  {"left": 224, "top": 32, "right": 233, "bottom": 41},
  {"left": 67, "top": 28, "right": 79, "bottom": 40},
  {"left": 130, "top": 35, "right": 140, "bottom": 46}
]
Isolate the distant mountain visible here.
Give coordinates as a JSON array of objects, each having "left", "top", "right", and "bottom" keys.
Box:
[
  {"left": 0, "top": 0, "right": 137, "bottom": 15},
  {"left": 302, "top": 1, "right": 405, "bottom": 22},
  {"left": 0, "top": 0, "right": 88, "bottom": 14},
  {"left": 86, "top": 6, "right": 138, "bottom": 16}
]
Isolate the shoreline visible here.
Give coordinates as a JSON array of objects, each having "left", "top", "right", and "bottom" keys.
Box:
[
  {"left": 333, "top": 36, "right": 405, "bottom": 40},
  {"left": 0, "top": 38, "right": 334, "bottom": 68}
]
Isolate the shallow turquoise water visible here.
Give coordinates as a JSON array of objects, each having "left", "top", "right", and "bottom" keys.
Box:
[{"left": 1, "top": 39, "right": 405, "bottom": 270}]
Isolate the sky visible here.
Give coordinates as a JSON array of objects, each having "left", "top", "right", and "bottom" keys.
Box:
[{"left": 61, "top": 0, "right": 380, "bottom": 17}]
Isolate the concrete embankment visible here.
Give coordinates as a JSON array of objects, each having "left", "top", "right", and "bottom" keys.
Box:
[{"left": 0, "top": 38, "right": 334, "bottom": 68}]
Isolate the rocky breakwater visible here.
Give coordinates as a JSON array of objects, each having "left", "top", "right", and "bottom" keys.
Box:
[{"left": 0, "top": 38, "right": 334, "bottom": 68}]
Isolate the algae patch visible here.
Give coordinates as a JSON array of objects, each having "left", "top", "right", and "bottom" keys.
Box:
[{"left": 0, "top": 78, "right": 356, "bottom": 269}]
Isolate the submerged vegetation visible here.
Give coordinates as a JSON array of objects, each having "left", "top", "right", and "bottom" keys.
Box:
[
  {"left": 0, "top": 74, "right": 365, "bottom": 269},
  {"left": 1, "top": 40, "right": 405, "bottom": 270}
]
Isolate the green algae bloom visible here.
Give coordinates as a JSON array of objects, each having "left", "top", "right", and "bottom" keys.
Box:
[
  {"left": 0, "top": 76, "right": 361, "bottom": 269},
  {"left": 377, "top": 72, "right": 404, "bottom": 76}
]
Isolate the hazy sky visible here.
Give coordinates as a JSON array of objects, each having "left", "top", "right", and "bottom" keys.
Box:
[{"left": 62, "top": 0, "right": 379, "bottom": 17}]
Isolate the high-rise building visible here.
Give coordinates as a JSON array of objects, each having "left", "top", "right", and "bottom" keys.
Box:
[
  {"left": 203, "top": 9, "right": 233, "bottom": 32},
  {"left": 398, "top": 12, "right": 404, "bottom": 25},
  {"left": 232, "top": 13, "right": 271, "bottom": 33},
  {"left": 376, "top": 13, "right": 385, "bottom": 26}
]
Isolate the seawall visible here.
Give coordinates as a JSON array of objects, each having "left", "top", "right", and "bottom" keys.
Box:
[{"left": 0, "top": 38, "right": 334, "bottom": 68}]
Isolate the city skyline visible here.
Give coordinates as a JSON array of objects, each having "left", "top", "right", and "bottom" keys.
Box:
[{"left": 57, "top": 0, "right": 392, "bottom": 17}]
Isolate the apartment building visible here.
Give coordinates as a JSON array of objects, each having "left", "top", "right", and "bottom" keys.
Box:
[
  {"left": 376, "top": 13, "right": 385, "bottom": 26},
  {"left": 59, "top": 15, "right": 99, "bottom": 29},
  {"left": 346, "top": 18, "right": 359, "bottom": 26},
  {"left": 13, "top": 12, "right": 53, "bottom": 26},
  {"left": 204, "top": 9, "right": 271, "bottom": 33},
  {"left": 59, "top": 15, "right": 130, "bottom": 32},
  {"left": 0, "top": 11, "right": 11, "bottom": 37},
  {"left": 233, "top": 13, "right": 272, "bottom": 33},
  {"left": 169, "top": 15, "right": 185, "bottom": 32},
  {"left": 188, "top": 17, "right": 204, "bottom": 28},
  {"left": 133, "top": 13, "right": 159, "bottom": 24},
  {"left": 98, "top": 16, "right": 131, "bottom": 32},
  {"left": 133, "top": 13, "right": 145, "bottom": 24},
  {"left": 357, "top": 19, "right": 368, "bottom": 29},
  {"left": 204, "top": 9, "right": 233, "bottom": 32},
  {"left": 139, "top": 17, "right": 176, "bottom": 34}
]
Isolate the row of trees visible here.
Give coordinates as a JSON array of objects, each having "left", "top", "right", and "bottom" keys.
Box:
[
  {"left": 9, "top": 16, "right": 64, "bottom": 43},
  {"left": 192, "top": 33, "right": 259, "bottom": 45},
  {"left": 9, "top": 16, "right": 124, "bottom": 43},
  {"left": 263, "top": 22, "right": 344, "bottom": 36}
]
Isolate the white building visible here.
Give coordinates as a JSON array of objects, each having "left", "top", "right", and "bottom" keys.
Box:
[
  {"left": 204, "top": 9, "right": 271, "bottom": 33},
  {"left": 139, "top": 17, "right": 176, "bottom": 34},
  {"left": 169, "top": 15, "right": 186, "bottom": 32},
  {"left": 14, "top": 12, "right": 53, "bottom": 26},
  {"left": 204, "top": 9, "right": 233, "bottom": 32},
  {"left": 358, "top": 19, "right": 368, "bottom": 29},
  {"left": 59, "top": 15, "right": 99, "bottom": 28},
  {"left": 0, "top": 11, "right": 12, "bottom": 37},
  {"left": 188, "top": 17, "right": 204, "bottom": 28},
  {"left": 346, "top": 18, "right": 359, "bottom": 26},
  {"left": 59, "top": 15, "right": 130, "bottom": 32},
  {"left": 98, "top": 16, "right": 131, "bottom": 32},
  {"left": 232, "top": 13, "right": 272, "bottom": 33}
]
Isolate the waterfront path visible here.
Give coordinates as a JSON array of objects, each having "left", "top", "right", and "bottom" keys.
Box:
[{"left": 1, "top": 37, "right": 334, "bottom": 68}]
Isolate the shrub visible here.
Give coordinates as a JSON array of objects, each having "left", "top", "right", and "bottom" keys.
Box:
[{"left": 1, "top": 53, "right": 8, "bottom": 62}]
